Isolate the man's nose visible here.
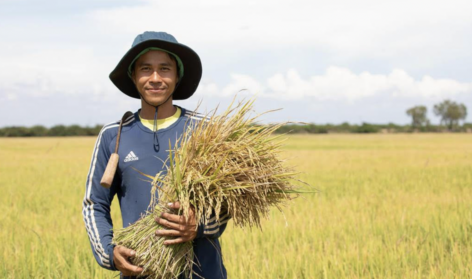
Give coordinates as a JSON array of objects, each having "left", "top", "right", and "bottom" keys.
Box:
[{"left": 150, "top": 71, "right": 162, "bottom": 83}]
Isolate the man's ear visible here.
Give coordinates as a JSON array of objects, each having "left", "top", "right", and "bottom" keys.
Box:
[{"left": 131, "top": 71, "right": 136, "bottom": 84}]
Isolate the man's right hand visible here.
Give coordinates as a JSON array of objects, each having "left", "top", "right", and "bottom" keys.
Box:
[{"left": 113, "top": 245, "right": 144, "bottom": 276}]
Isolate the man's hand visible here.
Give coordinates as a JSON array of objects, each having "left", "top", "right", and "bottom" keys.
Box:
[
  {"left": 155, "top": 201, "right": 197, "bottom": 245},
  {"left": 113, "top": 245, "right": 143, "bottom": 276}
]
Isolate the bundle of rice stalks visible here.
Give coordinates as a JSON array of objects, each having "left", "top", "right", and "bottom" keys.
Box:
[{"left": 113, "top": 99, "right": 303, "bottom": 278}]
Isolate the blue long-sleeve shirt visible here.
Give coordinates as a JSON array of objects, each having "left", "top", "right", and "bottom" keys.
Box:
[{"left": 82, "top": 108, "right": 229, "bottom": 279}]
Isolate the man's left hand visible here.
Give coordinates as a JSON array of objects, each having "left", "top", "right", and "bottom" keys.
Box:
[{"left": 155, "top": 201, "right": 197, "bottom": 245}]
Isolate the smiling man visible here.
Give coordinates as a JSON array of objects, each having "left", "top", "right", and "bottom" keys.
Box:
[
  {"left": 82, "top": 32, "right": 229, "bottom": 279},
  {"left": 133, "top": 50, "right": 180, "bottom": 119}
]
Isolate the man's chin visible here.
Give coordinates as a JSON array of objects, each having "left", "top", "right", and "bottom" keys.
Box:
[{"left": 141, "top": 96, "right": 172, "bottom": 107}]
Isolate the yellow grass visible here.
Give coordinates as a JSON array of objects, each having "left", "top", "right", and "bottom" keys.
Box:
[{"left": 0, "top": 134, "right": 471, "bottom": 278}]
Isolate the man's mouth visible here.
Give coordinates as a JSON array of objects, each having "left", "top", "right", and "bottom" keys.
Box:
[{"left": 146, "top": 87, "right": 166, "bottom": 92}]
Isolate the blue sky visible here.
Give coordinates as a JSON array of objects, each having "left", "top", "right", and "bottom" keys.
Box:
[{"left": 1, "top": 0, "right": 471, "bottom": 127}]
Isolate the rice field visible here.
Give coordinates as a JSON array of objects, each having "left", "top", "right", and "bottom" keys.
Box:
[{"left": 0, "top": 134, "right": 471, "bottom": 278}]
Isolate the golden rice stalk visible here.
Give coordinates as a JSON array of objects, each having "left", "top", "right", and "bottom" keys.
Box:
[
  {"left": 113, "top": 204, "right": 194, "bottom": 278},
  {"left": 113, "top": 98, "right": 302, "bottom": 279}
]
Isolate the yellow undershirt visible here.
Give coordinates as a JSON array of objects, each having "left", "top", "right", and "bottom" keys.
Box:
[{"left": 139, "top": 107, "right": 181, "bottom": 131}]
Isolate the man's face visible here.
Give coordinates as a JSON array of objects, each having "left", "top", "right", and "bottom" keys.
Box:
[{"left": 132, "top": 50, "right": 179, "bottom": 107}]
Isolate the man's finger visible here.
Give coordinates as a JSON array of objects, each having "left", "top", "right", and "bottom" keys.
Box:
[
  {"left": 121, "top": 258, "right": 143, "bottom": 274},
  {"left": 121, "top": 263, "right": 143, "bottom": 276},
  {"left": 167, "top": 201, "right": 180, "bottom": 209},
  {"left": 155, "top": 216, "right": 181, "bottom": 230},
  {"left": 116, "top": 245, "right": 135, "bottom": 256},
  {"left": 115, "top": 246, "right": 143, "bottom": 275},
  {"left": 156, "top": 229, "right": 181, "bottom": 237},
  {"left": 122, "top": 247, "right": 137, "bottom": 258},
  {"left": 133, "top": 265, "right": 144, "bottom": 274},
  {"left": 164, "top": 237, "right": 185, "bottom": 245},
  {"left": 159, "top": 212, "right": 184, "bottom": 223}
]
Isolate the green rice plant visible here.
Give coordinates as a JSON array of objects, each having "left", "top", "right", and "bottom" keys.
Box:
[{"left": 113, "top": 99, "right": 301, "bottom": 278}]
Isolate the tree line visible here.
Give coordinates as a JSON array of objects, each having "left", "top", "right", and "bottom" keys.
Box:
[
  {"left": 278, "top": 100, "right": 469, "bottom": 134},
  {"left": 274, "top": 122, "right": 472, "bottom": 134},
  {"left": 1, "top": 122, "right": 470, "bottom": 137},
  {"left": 0, "top": 125, "right": 103, "bottom": 137},
  {"left": 0, "top": 100, "right": 469, "bottom": 137}
]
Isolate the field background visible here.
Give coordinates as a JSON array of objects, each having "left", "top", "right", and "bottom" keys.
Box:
[{"left": 0, "top": 134, "right": 471, "bottom": 278}]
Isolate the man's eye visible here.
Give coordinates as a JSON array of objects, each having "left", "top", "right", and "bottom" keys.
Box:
[
  {"left": 162, "top": 67, "right": 170, "bottom": 71},
  {"left": 141, "top": 67, "right": 150, "bottom": 71}
]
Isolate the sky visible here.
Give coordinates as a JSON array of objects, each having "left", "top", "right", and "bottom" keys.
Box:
[{"left": 1, "top": 0, "right": 471, "bottom": 127}]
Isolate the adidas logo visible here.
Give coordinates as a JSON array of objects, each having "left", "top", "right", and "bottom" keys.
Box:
[{"left": 124, "top": 151, "right": 139, "bottom": 162}]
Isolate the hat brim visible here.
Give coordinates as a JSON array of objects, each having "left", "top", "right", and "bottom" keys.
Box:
[{"left": 109, "top": 39, "right": 202, "bottom": 100}]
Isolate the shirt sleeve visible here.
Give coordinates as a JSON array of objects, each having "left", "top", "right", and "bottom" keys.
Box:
[
  {"left": 196, "top": 210, "right": 231, "bottom": 239},
  {"left": 82, "top": 126, "right": 120, "bottom": 271}
]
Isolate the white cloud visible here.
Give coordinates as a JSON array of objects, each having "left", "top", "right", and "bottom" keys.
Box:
[
  {"left": 200, "top": 67, "right": 472, "bottom": 102},
  {"left": 6, "top": 93, "right": 17, "bottom": 100},
  {"left": 195, "top": 81, "right": 219, "bottom": 97},
  {"left": 0, "top": 44, "right": 120, "bottom": 98},
  {"left": 88, "top": 0, "right": 472, "bottom": 59},
  {"left": 221, "top": 74, "right": 263, "bottom": 97},
  {"left": 2, "top": 0, "right": 471, "bottom": 102}
]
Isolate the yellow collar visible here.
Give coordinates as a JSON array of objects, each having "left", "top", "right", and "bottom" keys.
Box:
[{"left": 139, "top": 107, "right": 181, "bottom": 131}]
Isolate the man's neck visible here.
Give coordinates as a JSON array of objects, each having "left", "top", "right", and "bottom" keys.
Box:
[{"left": 139, "top": 99, "right": 177, "bottom": 120}]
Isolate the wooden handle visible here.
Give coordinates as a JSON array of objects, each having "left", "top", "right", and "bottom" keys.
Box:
[{"left": 100, "top": 153, "right": 119, "bottom": 188}]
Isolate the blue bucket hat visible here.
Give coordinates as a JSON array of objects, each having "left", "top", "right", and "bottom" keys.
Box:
[{"left": 109, "top": 31, "right": 202, "bottom": 100}]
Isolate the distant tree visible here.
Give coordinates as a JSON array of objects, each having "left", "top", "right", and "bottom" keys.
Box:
[
  {"left": 355, "top": 123, "right": 379, "bottom": 133},
  {"left": 462, "top": 122, "right": 472, "bottom": 132},
  {"left": 338, "top": 122, "right": 351, "bottom": 133},
  {"left": 433, "top": 100, "right": 467, "bottom": 130},
  {"left": 48, "top": 125, "right": 67, "bottom": 136},
  {"left": 406, "top": 106, "right": 429, "bottom": 129},
  {"left": 83, "top": 125, "right": 103, "bottom": 136},
  {"left": 66, "top": 125, "right": 87, "bottom": 136},
  {"left": 386, "top": 122, "right": 406, "bottom": 133},
  {"left": 30, "top": 125, "right": 48, "bottom": 136}
]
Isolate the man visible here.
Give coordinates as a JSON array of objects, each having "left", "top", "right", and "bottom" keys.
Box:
[{"left": 82, "top": 31, "right": 229, "bottom": 279}]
